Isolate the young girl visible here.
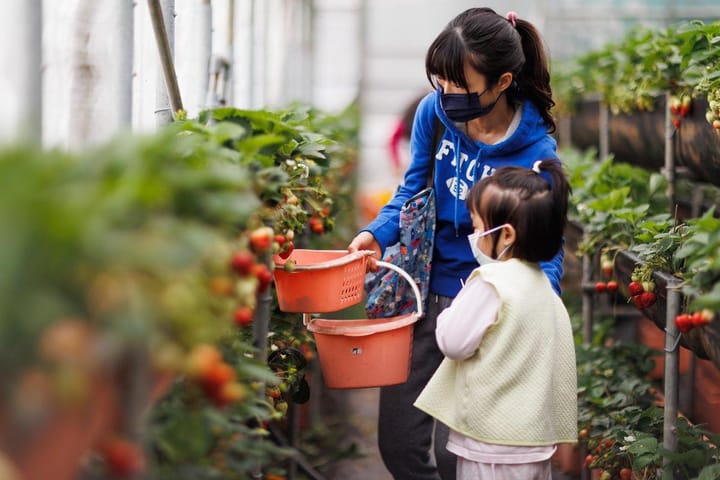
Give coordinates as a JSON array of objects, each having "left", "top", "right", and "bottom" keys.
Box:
[{"left": 414, "top": 159, "right": 578, "bottom": 480}]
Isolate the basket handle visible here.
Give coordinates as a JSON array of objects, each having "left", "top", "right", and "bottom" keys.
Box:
[{"left": 375, "top": 260, "right": 423, "bottom": 319}]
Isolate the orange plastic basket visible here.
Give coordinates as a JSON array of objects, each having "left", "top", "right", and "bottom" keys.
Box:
[
  {"left": 305, "top": 260, "right": 423, "bottom": 389},
  {"left": 273, "top": 249, "right": 369, "bottom": 313}
]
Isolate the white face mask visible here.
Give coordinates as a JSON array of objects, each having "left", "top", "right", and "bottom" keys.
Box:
[{"left": 467, "top": 224, "right": 512, "bottom": 266}]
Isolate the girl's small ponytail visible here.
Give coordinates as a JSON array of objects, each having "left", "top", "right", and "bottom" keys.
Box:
[{"left": 535, "top": 159, "right": 570, "bottom": 231}]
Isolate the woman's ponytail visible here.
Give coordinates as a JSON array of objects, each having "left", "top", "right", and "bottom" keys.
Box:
[{"left": 514, "top": 19, "right": 556, "bottom": 133}]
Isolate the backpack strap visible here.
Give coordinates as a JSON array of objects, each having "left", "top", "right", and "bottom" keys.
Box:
[{"left": 427, "top": 115, "right": 444, "bottom": 188}]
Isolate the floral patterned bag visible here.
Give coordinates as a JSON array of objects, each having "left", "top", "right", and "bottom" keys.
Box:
[{"left": 364, "top": 187, "right": 436, "bottom": 318}]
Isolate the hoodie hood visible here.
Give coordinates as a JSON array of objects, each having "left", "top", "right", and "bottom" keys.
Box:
[
  {"left": 431, "top": 88, "right": 556, "bottom": 233},
  {"left": 433, "top": 88, "right": 551, "bottom": 158}
]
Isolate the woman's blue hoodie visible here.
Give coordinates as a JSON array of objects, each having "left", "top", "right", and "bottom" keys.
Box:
[{"left": 363, "top": 90, "right": 564, "bottom": 298}]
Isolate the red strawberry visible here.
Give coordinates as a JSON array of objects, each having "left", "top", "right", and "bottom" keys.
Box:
[
  {"left": 620, "top": 468, "right": 632, "bottom": 480},
  {"left": 675, "top": 313, "right": 693, "bottom": 333},
  {"left": 249, "top": 227, "right": 274, "bottom": 254},
  {"left": 309, "top": 216, "right": 325, "bottom": 235},
  {"left": 201, "top": 362, "right": 236, "bottom": 394},
  {"left": 606, "top": 280, "right": 618, "bottom": 293},
  {"left": 233, "top": 306, "right": 254, "bottom": 327},
  {"left": 639, "top": 291, "right": 656, "bottom": 308},
  {"left": 230, "top": 251, "right": 255, "bottom": 276},
  {"left": 670, "top": 97, "right": 681, "bottom": 114},
  {"left": 690, "top": 311, "right": 714, "bottom": 327},
  {"left": 252, "top": 263, "right": 273, "bottom": 293},
  {"left": 595, "top": 282, "right": 607, "bottom": 293},
  {"left": 633, "top": 295, "right": 645, "bottom": 309},
  {"left": 672, "top": 117, "right": 681, "bottom": 128},
  {"left": 628, "top": 281, "right": 644, "bottom": 296},
  {"left": 98, "top": 437, "right": 146, "bottom": 477},
  {"left": 278, "top": 241, "right": 294, "bottom": 260},
  {"left": 273, "top": 234, "right": 286, "bottom": 246}
]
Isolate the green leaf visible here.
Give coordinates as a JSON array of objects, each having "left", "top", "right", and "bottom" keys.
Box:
[
  {"left": 627, "top": 436, "right": 658, "bottom": 456},
  {"left": 208, "top": 121, "right": 246, "bottom": 144},
  {"left": 698, "top": 464, "right": 720, "bottom": 480}
]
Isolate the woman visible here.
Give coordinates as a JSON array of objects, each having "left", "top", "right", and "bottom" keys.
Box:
[{"left": 348, "top": 8, "right": 563, "bottom": 479}]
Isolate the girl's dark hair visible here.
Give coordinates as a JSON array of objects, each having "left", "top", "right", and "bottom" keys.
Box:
[
  {"left": 465, "top": 160, "right": 570, "bottom": 262},
  {"left": 425, "top": 7, "right": 556, "bottom": 133}
]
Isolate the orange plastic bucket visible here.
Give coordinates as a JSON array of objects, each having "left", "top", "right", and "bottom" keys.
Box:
[
  {"left": 273, "top": 249, "right": 368, "bottom": 313},
  {"left": 307, "top": 314, "right": 418, "bottom": 388},
  {"left": 304, "top": 259, "right": 423, "bottom": 389}
]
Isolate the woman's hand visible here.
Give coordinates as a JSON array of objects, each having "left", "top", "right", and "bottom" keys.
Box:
[{"left": 348, "top": 231, "right": 381, "bottom": 271}]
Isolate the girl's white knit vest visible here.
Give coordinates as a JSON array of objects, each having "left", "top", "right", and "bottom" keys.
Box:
[{"left": 415, "top": 259, "right": 578, "bottom": 445}]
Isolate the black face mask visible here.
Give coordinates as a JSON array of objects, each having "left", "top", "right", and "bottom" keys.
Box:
[{"left": 439, "top": 87, "right": 503, "bottom": 123}]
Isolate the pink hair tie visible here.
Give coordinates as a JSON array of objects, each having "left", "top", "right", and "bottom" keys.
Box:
[{"left": 506, "top": 11, "right": 518, "bottom": 27}]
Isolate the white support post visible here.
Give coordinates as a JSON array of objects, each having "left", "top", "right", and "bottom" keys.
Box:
[
  {"left": 200, "top": 0, "right": 212, "bottom": 109},
  {"left": 118, "top": 0, "right": 135, "bottom": 128},
  {"left": 18, "top": 0, "right": 43, "bottom": 143}
]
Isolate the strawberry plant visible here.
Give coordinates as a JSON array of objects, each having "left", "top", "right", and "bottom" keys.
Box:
[
  {"left": 675, "top": 209, "right": 720, "bottom": 313},
  {"left": 576, "top": 339, "right": 720, "bottom": 479},
  {"left": 563, "top": 148, "right": 668, "bottom": 258},
  {"left": 0, "top": 100, "right": 360, "bottom": 478},
  {"left": 553, "top": 20, "right": 720, "bottom": 120}
]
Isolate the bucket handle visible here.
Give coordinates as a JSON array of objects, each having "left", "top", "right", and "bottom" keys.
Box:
[
  {"left": 302, "top": 252, "right": 423, "bottom": 331},
  {"left": 373, "top": 258, "right": 423, "bottom": 319}
]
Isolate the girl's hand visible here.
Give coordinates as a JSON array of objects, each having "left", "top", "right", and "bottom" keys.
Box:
[{"left": 348, "top": 231, "right": 381, "bottom": 271}]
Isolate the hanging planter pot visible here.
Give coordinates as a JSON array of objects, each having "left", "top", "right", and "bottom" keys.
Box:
[
  {"left": 569, "top": 96, "right": 720, "bottom": 186},
  {"left": 613, "top": 250, "right": 709, "bottom": 360},
  {"left": 698, "top": 319, "right": 720, "bottom": 371}
]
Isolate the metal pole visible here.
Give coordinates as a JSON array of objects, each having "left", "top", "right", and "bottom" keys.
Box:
[
  {"left": 118, "top": 0, "right": 135, "bottom": 127},
  {"left": 664, "top": 91, "right": 676, "bottom": 210},
  {"left": 662, "top": 91, "right": 680, "bottom": 476},
  {"left": 663, "top": 283, "right": 681, "bottom": 473},
  {"left": 599, "top": 101, "right": 609, "bottom": 160},
  {"left": 148, "top": 0, "right": 183, "bottom": 125},
  {"left": 582, "top": 253, "right": 594, "bottom": 344},
  {"left": 252, "top": 252, "right": 273, "bottom": 480}
]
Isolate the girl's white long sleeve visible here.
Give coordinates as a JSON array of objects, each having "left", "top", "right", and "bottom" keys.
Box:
[{"left": 435, "top": 273, "right": 501, "bottom": 360}]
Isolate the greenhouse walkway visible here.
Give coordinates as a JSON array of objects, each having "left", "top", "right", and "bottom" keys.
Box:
[{"left": 319, "top": 386, "right": 577, "bottom": 480}]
